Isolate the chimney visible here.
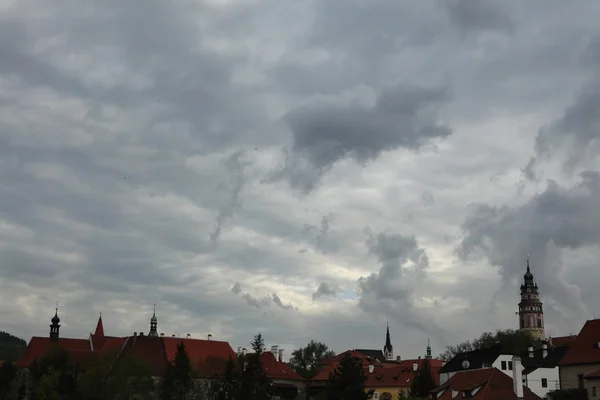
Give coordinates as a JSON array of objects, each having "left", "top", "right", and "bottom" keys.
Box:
[
  {"left": 528, "top": 346, "right": 534, "bottom": 358},
  {"left": 271, "top": 345, "right": 278, "bottom": 355},
  {"left": 413, "top": 362, "right": 418, "bottom": 371},
  {"left": 512, "top": 356, "right": 524, "bottom": 399},
  {"left": 542, "top": 343, "right": 548, "bottom": 358},
  {"left": 207, "top": 334, "right": 212, "bottom": 341},
  {"left": 186, "top": 334, "right": 191, "bottom": 339},
  {"left": 160, "top": 333, "right": 165, "bottom": 337},
  {"left": 172, "top": 334, "right": 176, "bottom": 338},
  {"left": 242, "top": 348, "right": 247, "bottom": 355},
  {"left": 139, "top": 332, "right": 144, "bottom": 336},
  {"left": 369, "top": 364, "right": 375, "bottom": 374},
  {"left": 396, "top": 356, "right": 401, "bottom": 362},
  {"left": 278, "top": 349, "right": 284, "bottom": 362},
  {"left": 134, "top": 332, "right": 137, "bottom": 337}
]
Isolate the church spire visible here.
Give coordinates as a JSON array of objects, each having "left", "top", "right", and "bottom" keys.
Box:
[
  {"left": 148, "top": 303, "right": 159, "bottom": 337},
  {"left": 50, "top": 303, "right": 61, "bottom": 341},
  {"left": 383, "top": 321, "right": 393, "bottom": 360},
  {"left": 94, "top": 313, "right": 104, "bottom": 337},
  {"left": 426, "top": 338, "right": 432, "bottom": 359}
]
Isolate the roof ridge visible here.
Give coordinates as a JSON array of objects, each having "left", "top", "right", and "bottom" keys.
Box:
[{"left": 476, "top": 368, "right": 495, "bottom": 400}]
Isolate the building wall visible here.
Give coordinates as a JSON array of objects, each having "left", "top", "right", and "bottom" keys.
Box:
[
  {"left": 272, "top": 379, "right": 306, "bottom": 400},
  {"left": 369, "top": 386, "right": 410, "bottom": 400},
  {"left": 439, "top": 372, "right": 455, "bottom": 384},
  {"left": 493, "top": 355, "right": 520, "bottom": 378},
  {"left": 584, "top": 378, "right": 600, "bottom": 400},
  {"left": 525, "top": 367, "right": 560, "bottom": 399},
  {"left": 559, "top": 363, "right": 600, "bottom": 390}
]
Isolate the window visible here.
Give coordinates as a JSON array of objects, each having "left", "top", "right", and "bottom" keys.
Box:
[
  {"left": 501, "top": 361, "right": 507, "bottom": 370},
  {"left": 508, "top": 361, "right": 513, "bottom": 370},
  {"left": 373, "top": 392, "right": 379, "bottom": 400},
  {"left": 541, "top": 378, "right": 547, "bottom": 388},
  {"left": 462, "top": 390, "right": 472, "bottom": 398}
]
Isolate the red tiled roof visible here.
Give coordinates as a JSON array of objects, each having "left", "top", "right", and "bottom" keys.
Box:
[
  {"left": 99, "top": 337, "right": 128, "bottom": 355},
  {"left": 322, "top": 351, "right": 383, "bottom": 366},
  {"left": 162, "top": 337, "right": 236, "bottom": 377},
  {"left": 584, "top": 369, "right": 600, "bottom": 379},
  {"left": 551, "top": 335, "right": 577, "bottom": 347},
  {"left": 94, "top": 316, "right": 104, "bottom": 337},
  {"left": 431, "top": 368, "right": 541, "bottom": 400},
  {"left": 118, "top": 336, "right": 167, "bottom": 376},
  {"left": 16, "top": 337, "right": 92, "bottom": 367},
  {"left": 260, "top": 351, "right": 304, "bottom": 381},
  {"left": 558, "top": 319, "right": 600, "bottom": 366}
]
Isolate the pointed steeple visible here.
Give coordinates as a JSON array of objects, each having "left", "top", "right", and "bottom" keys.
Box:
[
  {"left": 148, "top": 304, "right": 159, "bottom": 337},
  {"left": 50, "top": 304, "right": 61, "bottom": 341},
  {"left": 426, "top": 338, "right": 432, "bottom": 359},
  {"left": 94, "top": 313, "right": 104, "bottom": 337},
  {"left": 383, "top": 321, "right": 393, "bottom": 360}
]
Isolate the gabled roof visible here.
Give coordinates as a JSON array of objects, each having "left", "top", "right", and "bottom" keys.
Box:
[
  {"left": 118, "top": 336, "right": 167, "bottom": 376},
  {"left": 260, "top": 351, "right": 304, "bottom": 381},
  {"left": 439, "top": 345, "right": 507, "bottom": 374},
  {"left": 322, "top": 350, "right": 383, "bottom": 366},
  {"left": 558, "top": 319, "right": 600, "bottom": 366},
  {"left": 354, "top": 349, "right": 385, "bottom": 362},
  {"left": 431, "top": 368, "right": 541, "bottom": 400},
  {"left": 520, "top": 346, "right": 568, "bottom": 374},
  {"left": 16, "top": 337, "right": 92, "bottom": 367}
]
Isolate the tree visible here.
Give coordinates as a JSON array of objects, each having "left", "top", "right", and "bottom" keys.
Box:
[
  {"left": 0, "top": 360, "right": 18, "bottom": 399},
  {"left": 290, "top": 341, "right": 336, "bottom": 379},
  {"left": 34, "top": 368, "right": 61, "bottom": 400},
  {"left": 438, "top": 329, "right": 537, "bottom": 361},
  {"left": 325, "top": 353, "right": 372, "bottom": 400},
  {"left": 290, "top": 341, "right": 336, "bottom": 400},
  {"left": 217, "top": 357, "right": 239, "bottom": 400},
  {"left": 239, "top": 333, "right": 270, "bottom": 400},
  {"left": 160, "top": 341, "right": 194, "bottom": 400},
  {"left": 29, "top": 346, "right": 78, "bottom": 400},
  {"left": 409, "top": 360, "right": 436, "bottom": 399}
]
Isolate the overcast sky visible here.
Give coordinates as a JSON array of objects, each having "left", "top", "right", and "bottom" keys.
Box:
[{"left": 1, "top": 0, "right": 600, "bottom": 360}]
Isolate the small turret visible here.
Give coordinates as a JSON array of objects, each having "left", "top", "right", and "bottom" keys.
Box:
[
  {"left": 50, "top": 306, "right": 61, "bottom": 341},
  {"left": 148, "top": 304, "right": 159, "bottom": 337}
]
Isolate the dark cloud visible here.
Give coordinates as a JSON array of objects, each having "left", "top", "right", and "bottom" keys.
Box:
[
  {"left": 525, "top": 84, "right": 600, "bottom": 180},
  {"left": 312, "top": 282, "right": 340, "bottom": 301},
  {"left": 274, "top": 84, "right": 452, "bottom": 192},
  {"left": 442, "top": 0, "right": 514, "bottom": 34},
  {"left": 231, "top": 282, "right": 297, "bottom": 311},
  {"left": 457, "top": 173, "right": 600, "bottom": 328}
]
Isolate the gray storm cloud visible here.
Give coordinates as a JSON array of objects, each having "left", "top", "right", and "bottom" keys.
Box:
[{"left": 457, "top": 173, "right": 600, "bottom": 328}]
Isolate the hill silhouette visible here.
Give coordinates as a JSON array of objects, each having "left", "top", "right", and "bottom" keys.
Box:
[{"left": 0, "top": 331, "right": 26, "bottom": 362}]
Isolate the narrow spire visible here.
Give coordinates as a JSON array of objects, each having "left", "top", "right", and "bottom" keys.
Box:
[
  {"left": 384, "top": 321, "right": 393, "bottom": 360},
  {"left": 149, "top": 303, "right": 159, "bottom": 337},
  {"left": 526, "top": 254, "right": 530, "bottom": 272},
  {"left": 426, "top": 338, "right": 432, "bottom": 359},
  {"left": 94, "top": 313, "right": 105, "bottom": 337}
]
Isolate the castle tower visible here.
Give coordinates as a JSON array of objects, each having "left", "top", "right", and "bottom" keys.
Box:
[
  {"left": 518, "top": 258, "right": 545, "bottom": 341},
  {"left": 148, "top": 304, "right": 159, "bottom": 337},
  {"left": 50, "top": 306, "right": 61, "bottom": 341},
  {"left": 383, "top": 322, "right": 393, "bottom": 360}
]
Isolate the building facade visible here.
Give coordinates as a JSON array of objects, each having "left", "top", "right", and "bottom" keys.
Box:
[{"left": 518, "top": 259, "right": 545, "bottom": 341}]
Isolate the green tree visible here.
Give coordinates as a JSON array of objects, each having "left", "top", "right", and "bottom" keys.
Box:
[
  {"left": 34, "top": 368, "right": 61, "bottom": 400},
  {"left": 438, "top": 329, "right": 536, "bottom": 361},
  {"left": 217, "top": 356, "right": 239, "bottom": 400},
  {"left": 325, "top": 353, "right": 372, "bottom": 400},
  {"left": 29, "top": 346, "right": 79, "bottom": 400},
  {"left": 290, "top": 341, "right": 336, "bottom": 400},
  {"left": 160, "top": 341, "right": 193, "bottom": 400},
  {"left": 239, "top": 333, "right": 270, "bottom": 400},
  {"left": 409, "top": 360, "right": 436, "bottom": 399},
  {"left": 0, "top": 360, "right": 18, "bottom": 399}
]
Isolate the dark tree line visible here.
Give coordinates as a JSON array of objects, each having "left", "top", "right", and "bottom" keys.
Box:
[
  {"left": 438, "top": 329, "right": 537, "bottom": 362},
  {"left": 0, "top": 332, "right": 26, "bottom": 363}
]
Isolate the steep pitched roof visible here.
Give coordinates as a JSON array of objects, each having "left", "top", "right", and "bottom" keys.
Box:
[
  {"left": 559, "top": 319, "right": 600, "bottom": 366},
  {"left": 431, "top": 368, "right": 541, "bottom": 400},
  {"left": 162, "top": 337, "right": 236, "bottom": 377},
  {"left": 322, "top": 350, "right": 383, "bottom": 366},
  {"left": 355, "top": 349, "right": 385, "bottom": 362},
  {"left": 439, "top": 345, "right": 507, "bottom": 374},
  {"left": 118, "top": 335, "right": 167, "bottom": 376},
  {"left": 260, "top": 351, "right": 304, "bottom": 381},
  {"left": 16, "top": 337, "right": 92, "bottom": 367},
  {"left": 550, "top": 335, "right": 577, "bottom": 347},
  {"left": 521, "top": 346, "right": 568, "bottom": 374}
]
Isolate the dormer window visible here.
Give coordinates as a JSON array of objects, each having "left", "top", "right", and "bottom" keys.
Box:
[{"left": 462, "top": 390, "right": 472, "bottom": 398}]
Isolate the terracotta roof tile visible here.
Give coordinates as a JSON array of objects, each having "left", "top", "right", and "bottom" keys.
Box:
[
  {"left": 162, "top": 337, "right": 236, "bottom": 377},
  {"left": 260, "top": 351, "right": 304, "bottom": 381},
  {"left": 551, "top": 335, "right": 577, "bottom": 347},
  {"left": 16, "top": 337, "right": 91, "bottom": 368},
  {"left": 431, "top": 368, "right": 541, "bottom": 400},
  {"left": 559, "top": 319, "right": 600, "bottom": 366},
  {"left": 118, "top": 336, "right": 167, "bottom": 376}
]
